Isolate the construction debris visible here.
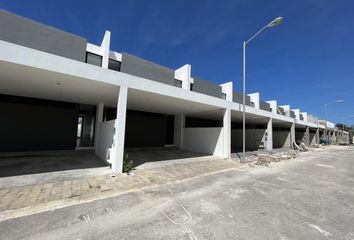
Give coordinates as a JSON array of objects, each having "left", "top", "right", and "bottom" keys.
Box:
[
  {"left": 311, "top": 143, "right": 325, "bottom": 148},
  {"left": 293, "top": 141, "right": 309, "bottom": 152},
  {"left": 239, "top": 143, "right": 328, "bottom": 168},
  {"left": 248, "top": 149, "right": 299, "bottom": 168}
]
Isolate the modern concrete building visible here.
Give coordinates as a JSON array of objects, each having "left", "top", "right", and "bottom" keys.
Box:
[{"left": 0, "top": 10, "right": 349, "bottom": 174}]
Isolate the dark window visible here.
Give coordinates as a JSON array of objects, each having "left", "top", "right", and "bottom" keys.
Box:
[
  {"left": 108, "top": 59, "right": 121, "bottom": 72},
  {"left": 221, "top": 93, "right": 227, "bottom": 100},
  {"left": 174, "top": 79, "right": 182, "bottom": 88},
  {"left": 251, "top": 102, "right": 255, "bottom": 107},
  {"left": 190, "top": 83, "right": 194, "bottom": 91},
  {"left": 86, "top": 52, "right": 102, "bottom": 67},
  {"left": 185, "top": 117, "right": 222, "bottom": 128}
]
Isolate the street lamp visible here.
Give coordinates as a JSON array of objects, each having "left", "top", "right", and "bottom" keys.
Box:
[
  {"left": 324, "top": 99, "right": 343, "bottom": 127},
  {"left": 242, "top": 17, "right": 284, "bottom": 160},
  {"left": 323, "top": 99, "right": 343, "bottom": 143}
]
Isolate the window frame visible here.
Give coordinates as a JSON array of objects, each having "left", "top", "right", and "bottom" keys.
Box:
[
  {"left": 108, "top": 58, "right": 121, "bottom": 72},
  {"left": 85, "top": 52, "right": 103, "bottom": 67},
  {"left": 174, "top": 79, "right": 183, "bottom": 88}
]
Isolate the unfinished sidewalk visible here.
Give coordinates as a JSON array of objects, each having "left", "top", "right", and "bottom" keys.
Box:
[
  {"left": 0, "top": 145, "right": 330, "bottom": 222},
  {"left": 0, "top": 158, "right": 240, "bottom": 221}
]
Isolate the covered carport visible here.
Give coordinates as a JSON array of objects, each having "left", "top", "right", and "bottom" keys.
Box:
[
  {"left": 295, "top": 123, "right": 310, "bottom": 146},
  {"left": 272, "top": 119, "right": 293, "bottom": 150},
  {"left": 309, "top": 128, "right": 319, "bottom": 145},
  {"left": 0, "top": 40, "right": 230, "bottom": 177},
  {"left": 230, "top": 110, "right": 271, "bottom": 156},
  {"left": 0, "top": 54, "right": 118, "bottom": 182},
  {"left": 122, "top": 88, "right": 228, "bottom": 169}
]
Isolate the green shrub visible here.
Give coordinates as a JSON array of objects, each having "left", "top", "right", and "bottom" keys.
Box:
[{"left": 123, "top": 150, "right": 134, "bottom": 173}]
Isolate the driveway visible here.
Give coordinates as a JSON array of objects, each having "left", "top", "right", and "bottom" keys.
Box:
[
  {"left": 0, "top": 150, "right": 110, "bottom": 188},
  {"left": 0, "top": 146, "right": 353, "bottom": 239}
]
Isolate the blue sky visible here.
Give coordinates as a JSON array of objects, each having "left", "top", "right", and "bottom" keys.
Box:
[{"left": 1, "top": 0, "right": 353, "bottom": 125}]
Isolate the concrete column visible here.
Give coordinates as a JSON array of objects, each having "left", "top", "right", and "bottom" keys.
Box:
[
  {"left": 305, "top": 127, "right": 310, "bottom": 146},
  {"left": 325, "top": 130, "right": 330, "bottom": 143},
  {"left": 220, "top": 82, "right": 233, "bottom": 102},
  {"left": 101, "top": 31, "right": 111, "bottom": 69},
  {"left": 265, "top": 118, "right": 273, "bottom": 152},
  {"left": 290, "top": 123, "right": 296, "bottom": 149},
  {"left": 112, "top": 86, "right": 128, "bottom": 174},
  {"left": 175, "top": 64, "right": 191, "bottom": 90},
  {"left": 223, "top": 105, "right": 231, "bottom": 158},
  {"left": 316, "top": 128, "right": 320, "bottom": 144},
  {"left": 248, "top": 93, "right": 260, "bottom": 109},
  {"left": 266, "top": 100, "right": 277, "bottom": 114},
  {"left": 94, "top": 102, "right": 104, "bottom": 154},
  {"left": 174, "top": 114, "right": 185, "bottom": 149},
  {"left": 292, "top": 109, "right": 300, "bottom": 121}
]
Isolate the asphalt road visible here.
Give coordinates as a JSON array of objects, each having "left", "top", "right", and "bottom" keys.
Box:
[{"left": 1, "top": 146, "right": 354, "bottom": 240}]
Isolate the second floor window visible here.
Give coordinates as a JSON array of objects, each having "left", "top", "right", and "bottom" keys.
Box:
[
  {"left": 86, "top": 52, "right": 102, "bottom": 67},
  {"left": 108, "top": 59, "right": 121, "bottom": 72},
  {"left": 174, "top": 79, "right": 182, "bottom": 88}
]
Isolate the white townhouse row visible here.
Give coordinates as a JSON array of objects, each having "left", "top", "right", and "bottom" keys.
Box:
[{"left": 0, "top": 10, "right": 348, "bottom": 173}]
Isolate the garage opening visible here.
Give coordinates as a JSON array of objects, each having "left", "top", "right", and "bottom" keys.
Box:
[
  {"left": 182, "top": 116, "right": 224, "bottom": 157},
  {"left": 76, "top": 104, "right": 96, "bottom": 148},
  {"left": 103, "top": 109, "right": 175, "bottom": 148},
  {"left": 295, "top": 129, "right": 306, "bottom": 144},
  {"left": 0, "top": 94, "right": 109, "bottom": 179},
  {"left": 309, "top": 129, "right": 317, "bottom": 145},
  {"left": 0, "top": 94, "right": 79, "bottom": 152},
  {"left": 273, "top": 127, "right": 291, "bottom": 149},
  {"left": 231, "top": 123, "right": 267, "bottom": 152},
  {"left": 103, "top": 109, "right": 212, "bottom": 168}
]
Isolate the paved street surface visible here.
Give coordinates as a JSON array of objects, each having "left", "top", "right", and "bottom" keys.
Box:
[{"left": 0, "top": 146, "right": 353, "bottom": 240}]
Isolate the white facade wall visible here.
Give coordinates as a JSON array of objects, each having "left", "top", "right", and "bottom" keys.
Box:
[
  {"left": 0, "top": 36, "right": 342, "bottom": 174},
  {"left": 220, "top": 82, "right": 233, "bottom": 101},
  {"left": 280, "top": 105, "right": 290, "bottom": 116},
  {"left": 174, "top": 64, "right": 191, "bottom": 90},
  {"left": 183, "top": 127, "right": 224, "bottom": 157},
  {"left": 248, "top": 92, "right": 260, "bottom": 108},
  {"left": 292, "top": 109, "right": 300, "bottom": 120},
  {"left": 267, "top": 100, "right": 277, "bottom": 114},
  {"left": 96, "top": 120, "right": 115, "bottom": 163}
]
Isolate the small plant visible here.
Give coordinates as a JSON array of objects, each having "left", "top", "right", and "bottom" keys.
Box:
[{"left": 123, "top": 150, "right": 134, "bottom": 173}]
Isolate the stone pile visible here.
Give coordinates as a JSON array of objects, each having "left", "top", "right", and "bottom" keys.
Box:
[{"left": 248, "top": 150, "right": 299, "bottom": 167}]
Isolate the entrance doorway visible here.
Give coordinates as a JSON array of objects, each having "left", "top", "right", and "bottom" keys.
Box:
[{"left": 76, "top": 104, "right": 96, "bottom": 148}]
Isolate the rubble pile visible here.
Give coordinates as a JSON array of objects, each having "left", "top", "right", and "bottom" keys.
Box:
[
  {"left": 293, "top": 141, "right": 311, "bottom": 152},
  {"left": 248, "top": 150, "right": 299, "bottom": 167},
  {"left": 311, "top": 143, "right": 325, "bottom": 148}
]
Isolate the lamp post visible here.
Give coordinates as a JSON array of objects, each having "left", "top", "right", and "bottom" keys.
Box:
[
  {"left": 324, "top": 99, "right": 343, "bottom": 127},
  {"left": 242, "top": 17, "right": 284, "bottom": 160},
  {"left": 324, "top": 99, "right": 343, "bottom": 143}
]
